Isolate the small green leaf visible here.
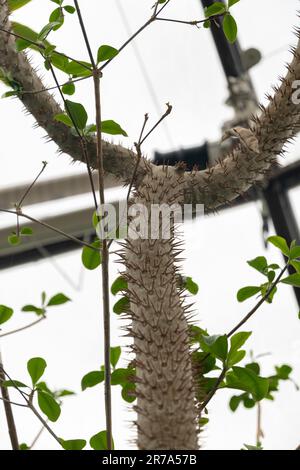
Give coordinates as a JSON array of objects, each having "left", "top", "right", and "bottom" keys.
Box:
[
  {"left": 27, "top": 357, "right": 47, "bottom": 385},
  {"left": 8, "top": 234, "right": 21, "bottom": 246},
  {"left": 202, "top": 335, "right": 228, "bottom": 362},
  {"left": 65, "top": 100, "right": 88, "bottom": 130},
  {"left": 60, "top": 439, "right": 86, "bottom": 450},
  {"left": 247, "top": 257, "right": 268, "bottom": 275},
  {"left": 19, "top": 443, "right": 30, "bottom": 450},
  {"left": 223, "top": 14, "right": 238, "bottom": 43},
  {"left": 267, "top": 236, "right": 290, "bottom": 257},
  {"left": 226, "top": 366, "right": 269, "bottom": 401},
  {"left": 90, "top": 431, "right": 114, "bottom": 450},
  {"left": 290, "top": 246, "right": 300, "bottom": 260},
  {"left": 110, "top": 346, "right": 121, "bottom": 368},
  {"left": 229, "top": 331, "right": 252, "bottom": 354},
  {"left": 20, "top": 227, "right": 33, "bottom": 236},
  {"left": 275, "top": 364, "right": 292, "bottom": 380},
  {"left": 227, "top": 349, "right": 246, "bottom": 367},
  {"left": 8, "top": 0, "right": 32, "bottom": 11},
  {"left": 111, "top": 368, "right": 134, "bottom": 386},
  {"left": 54, "top": 113, "right": 73, "bottom": 127},
  {"left": 82, "top": 240, "right": 102, "bottom": 270},
  {"left": 121, "top": 383, "right": 136, "bottom": 403},
  {"left": 0, "top": 305, "right": 13, "bottom": 325},
  {"left": 111, "top": 276, "right": 128, "bottom": 295},
  {"left": 1, "top": 380, "right": 28, "bottom": 388},
  {"left": 281, "top": 273, "right": 300, "bottom": 287},
  {"left": 37, "top": 390, "right": 61, "bottom": 422},
  {"left": 229, "top": 394, "right": 243, "bottom": 412},
  {"left": 62, "top": 82, "right": 75, "bottom": 95},
  {"left": 38, "top": 21, "right": 61, "bottom": 40},
  {"left": 113, "top": 296, "right": 130, "bottom": 315},
  {"left": 81, "top": 371, "right": 104, "bottom": 391},
  {"left": 65, "top": 61, "right": 92, "bottom": 77},
  {"left": 97, "top": 45, "right": 119, "bottom": 63},
  {"left": 101, "top": 120, "right": 128, "bottom": 137},
  {"left": 237, "top": 286, "right": 261, "bottom": 302},
  {"left": 22, "top": 305, "right": 45, "bottom": 315},
  {"left": 228, "top": 0, "right": 240, "bottom": 7},
  {"left": 63, "top": 5, "right": 76, "bottom": 14},
  {"left": 47, "top": 293, "right": 71, "bottom": 306},
  {"left": 204, "top": 2, "right": 226, "bottom": 18},
  {"left": 184, "top": 276, "right": 199, "bottom": 295}
]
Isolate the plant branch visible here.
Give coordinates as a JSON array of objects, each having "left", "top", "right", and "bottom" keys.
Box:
[
  {"left": 199, "top": 366, "right": 227, "bottom": 413},
  {"left": 0, "top": 209, "right": 99, "bottom": 251},
  {"left": 73, "top": 0, "right": 113, "bottom": 449},
  {"left": 0, "top": 316, "right": 46, "bottom": 339},
  {"left": 0, "top": 350, "right": 19, "bottom": 450},
  {"left": 17, "top": 161, "right": 48, "bottom": 208},
  {"left": 0, "top": 364, "right": 62, "bottom": 447}
]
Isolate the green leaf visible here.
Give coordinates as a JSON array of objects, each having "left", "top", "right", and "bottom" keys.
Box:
[
  {"left": 38, "top": 21, "right": 62, "bottom": 41},
  {"left": 22, "top": 305, "right": 45, "bottom": 316},
  {"left": 111, "top": 368, "right": 133, "bottom": 386},
  {"left": 247, "top": 257, "right": 267, "bottom": 275},
  {"left": 291, "top": 260, "right": 300, "bottom": 273},
  {"left": 19, "top": 443, "right": 30, "bottom": 450},
  {"left": 110, "top": 346, "right": 121, "bottom": 368},
  {"left": 237, "top": 286, "right": 260, "bottom": 302},
  {"left": 275, "top": 364, "right": 292, "bottom": 380},
  {"left": 245, "top": 362, "right": 260, "bottom": 375},
  {"left": 290, "top": 246, "right": 300, "bottom": 260},
  {"left": 60, "top": 439, "right": 86, "bottom": 450},
  {"left": 97, "top": 45, "right": 119, "bottom": 63},
  {"left": 267, "top": 235, "right": 290, "bottom": 257},
  {"left": 121, "top": 383, "right": 136, "bottom": 403},
  {"left": 8, "top": 234, "right": 21, "bottom": 246},
  {"left": 201, "top": 335, "right": 228, "bottom": 362},
  {"left": 81, "top": 371, "right": 104, "bottom": 391},
  {"left": 223, "top": 14, "right": 238, "bottom": 43},
  {"left": 184, "top": 276, "right": 199, "bottom": 295},
  {"left": 227, "top": 349, "right": 246, "bottom": 367},
  {"left": 62, "top": 82, "right": 75, "bottom": 95},
  {"left": 27, "top": 357, "right": 47, "bottom": 385},
  {"left": 243, "top": 443, "right": 263, "bottom": 450},
  {"left": 113, "top": 296, "right": 130, "bottom": 315},
  {"left": 229, "top": 332, "right": 252, "bottom": 354},
  {"left": 8, "top": 0, "right": 32, "bottom": 11},
  {"left": 0, "top": 305, "right": 13, "bottom": 325},
  {"left": 20, "top": 227, "right": 33, "bottom": 236},
  {"left": 101, "top": 120, "right": 128, "bottom": 137},
  {"left": 228, "top": 0, "right": 240, "bottom": 7},
  {"left": 1, "top": 380, "right": 28, "bottom": 388},
  {"left": 65, "top": 61, "right": 92, "bottom": 77},
  {"left": 90, "top": 431, "right": 114, "bottom": 450},
  {"left": 281, "top": 273, "right": 300, "bottom": 287},
  {"left": 37, "top": 390, "right": 61, "bottom": 422},
  {"left": 192, "top": 352, "right": 216, "bottom": 375},
  {"left": 204, "top": 2, "right": 226, "bottom": 18},
  {"left": 226, "top": 366, "right": 269, "bottom": 401},
  {"left": 111, "top": 276, "right": 128, "bottom": 295},
  {"left": 81, "top": 240, "right": 102, "bottom": 270},
  {"left": 54, "top": 113, "right": 73, "bottom": 127},
  {"left": 64, "top": 5, "right": 76, "bottom": 14},
  {"left": 47, "top": 293, "right": 71, "bottom": 306},
  {"left": 65, "top": 100, "right": 88, "bottom": 130}
]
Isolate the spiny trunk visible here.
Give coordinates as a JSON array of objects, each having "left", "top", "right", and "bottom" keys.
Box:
[{"left": 124, "top": 166, "right": 199, "bottom": 450}]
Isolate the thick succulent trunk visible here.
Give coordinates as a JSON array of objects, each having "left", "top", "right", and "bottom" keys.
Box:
[{"left": 124, "top": 166, "right": 198, "bottom": 450}]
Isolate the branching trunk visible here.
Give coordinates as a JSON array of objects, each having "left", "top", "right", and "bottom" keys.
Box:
[{"left": 124, "top": 166, "right": 198, "bottom": 449}]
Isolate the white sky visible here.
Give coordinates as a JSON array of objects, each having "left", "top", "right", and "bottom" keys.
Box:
[{"left": 0, "top": 0, "right": 300, "bottom": 450}]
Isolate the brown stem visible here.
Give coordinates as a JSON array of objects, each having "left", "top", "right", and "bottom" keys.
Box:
[
  {"left": 0, "top": 350, "right": 19, "bottom": 450},
  {"left": 199, "top": 367, "right": 227, "bottom": 413},
  {"left": 0, "top": 316, "right": 45, "bottom": 339}
]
